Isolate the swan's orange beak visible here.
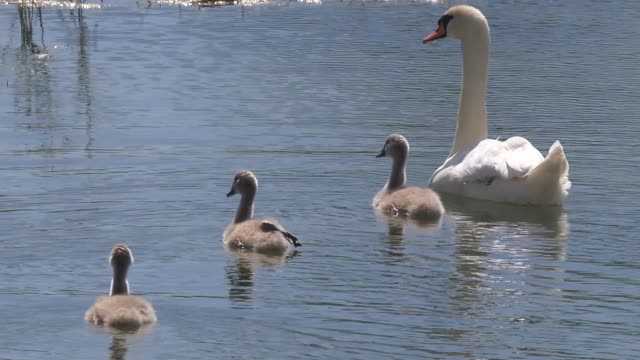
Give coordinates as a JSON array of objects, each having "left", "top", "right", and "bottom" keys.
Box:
[{"left": 422, "top": 25, "right": 446, "bottom": 43}]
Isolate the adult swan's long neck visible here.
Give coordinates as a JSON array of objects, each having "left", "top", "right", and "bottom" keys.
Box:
[{"left": 450, "top": 29, "right": 490, "bottom": 157}]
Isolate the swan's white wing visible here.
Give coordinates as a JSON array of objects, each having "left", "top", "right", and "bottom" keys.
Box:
[
  {"left": 430, "top": 137, "right": 544, "bottom": 189},
  {"left": 501, "top": 136, "right": 546, "bottom": 178}
]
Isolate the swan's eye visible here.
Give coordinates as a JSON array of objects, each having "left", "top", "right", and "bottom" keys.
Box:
[{"left": 439, "top": 14, "right": 454, "bottom": 30}]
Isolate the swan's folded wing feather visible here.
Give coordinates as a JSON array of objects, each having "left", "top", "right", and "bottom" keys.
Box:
[
  {"left": 259, "top": 219, "right": 285, "bottom": 233},
  {"left": 260, "top": 220, "right": 301, "bottom": 247},
  {"left": 434, "top": 138, "right": 544, "bottom": 185},
  {"left": 502, "top": 136, "right": 545, "bottom": 178}
]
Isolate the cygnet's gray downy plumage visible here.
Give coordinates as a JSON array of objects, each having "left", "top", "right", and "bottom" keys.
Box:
[
  {"left": 224, "top": 170, "right": 301, "bottom": 254},
  {"left": 85, "top": 244, "right": 157, "bottom": 328},
  {"left": 373, "top": 134, "right": 445, "bottom": 219}
]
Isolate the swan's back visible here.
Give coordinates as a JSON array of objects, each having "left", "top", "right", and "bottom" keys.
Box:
[
  {"left": 224, "top": 218, "right": 292, "bottom": 253},
  {"left": 429, "top": 138, "right": 570, "bottom": 205},
  {"left": 375, "top": 187, "right": 445, "bottom": 220},
  {"left": 85, "top": 295, "right": 157, "bottom": 328}
]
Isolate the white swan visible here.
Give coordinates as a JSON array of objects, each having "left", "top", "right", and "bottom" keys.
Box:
[{"left": 423, "top": 5, "right": 571, "bottom": 206}]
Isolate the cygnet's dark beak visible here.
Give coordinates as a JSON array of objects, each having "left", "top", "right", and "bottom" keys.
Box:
[
  {"left": 376, "top": 148, "right": 386, "bottom": 158},
  {"left": 226, "top": 188, "right": 236, "bottom": 197}
]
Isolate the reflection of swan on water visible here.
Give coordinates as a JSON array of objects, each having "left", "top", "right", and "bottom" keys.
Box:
[
  {"left": 104, "top": 325, "right": 155, "bottom": 360},
  {"left": 382, "top": 217, "right": 409, "bottom": 264},
  {"left": 225, "top": 250, "right": 298, "bottom": 305},
  {"left": 373, "top": 209, "right": 443, "bottom": 265},
  {"left": 446, "top": 194, "right": 569, "bottom": 320},
  {"left": 108, "top": 334, "right": 128, "bottom": 360},
  {"left": 449, "top": 215, "right": 487, "bottom": 316},
  {"left": 374, "top": 209, "right": 443, "bottom": 234},
  {"left": 441, "top": 194, "right": 569, "bottom": 243}
]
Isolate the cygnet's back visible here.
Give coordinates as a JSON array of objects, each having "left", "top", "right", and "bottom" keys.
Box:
[
  {"left": 85, "top": 295, "right": 156, "bottom": 328},
  {"left": 84, "top": 244, "right": 157, "bottom": 328},
  {"left": 374, "top": 186, "right": 445, "bottom": 220},
  {"left": 373, "top": 134, "right": 445, "bottom": 220},
  {"left": 223, "top": 171, "right": 301, "bottom": 254}
]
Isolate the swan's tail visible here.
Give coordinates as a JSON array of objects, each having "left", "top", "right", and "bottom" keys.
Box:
[{"left": 525, "top": 141, "right": 571, "bottom": 204}]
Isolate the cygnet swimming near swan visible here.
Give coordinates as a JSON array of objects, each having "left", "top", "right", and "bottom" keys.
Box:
[
  {"left": 373, "top": 134, "right": 445, "bottom": 219},
  {"left": 85, "top": 244, "right": 157, "bottom": 328},
  {"left": 223, "top": 170, "right": 301, "bottom": 253}
]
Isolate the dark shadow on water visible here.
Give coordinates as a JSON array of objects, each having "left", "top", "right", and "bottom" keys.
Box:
[{"left": 225, "top": 249, "right": 299, "bottom": 306}]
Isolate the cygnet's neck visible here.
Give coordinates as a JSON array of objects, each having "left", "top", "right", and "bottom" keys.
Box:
[
  {"left": 450, "top": 28, "right": 490, "bottom": 157},
  {"left": 109, "top": 265, "right": 130, "bottom": 296},
  {"left": 234, "top": 189, "right": 255, "bottom": 224},
  {"left": 386, "top": 155, "right": 407, "bottom": 191}
]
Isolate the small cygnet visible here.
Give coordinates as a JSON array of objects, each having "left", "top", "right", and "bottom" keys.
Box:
[
  {"left": 373, "top": 134, "right": 445, "bottom": 219},
  {"left": 84, "top": 244, "right": 157, "bottom": 328},
  {"left": 224, "top": 170, "right": 301, "bottom": 254}
]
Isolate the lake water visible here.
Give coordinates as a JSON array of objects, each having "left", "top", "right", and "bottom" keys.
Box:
[{"left": 1, "top": 0, "right": 639, "bottom": 358}]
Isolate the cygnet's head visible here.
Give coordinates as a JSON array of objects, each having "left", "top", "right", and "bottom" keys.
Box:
[
  {"left": 227, "top": 170, "right": 258, "bottom": 197},
  {"left": 376, "top": 134, "right": 409, "bottom": 160},
  {"left": 422, "top": 5, "right": 489, "bottom": 43},
  {"left": 110, "top": 244, "right": 133, "bottom": 270}
]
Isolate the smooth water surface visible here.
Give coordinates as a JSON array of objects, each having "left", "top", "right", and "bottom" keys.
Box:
[{"left": 1, "top": 0, "right": 639, "bottom": 358}]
